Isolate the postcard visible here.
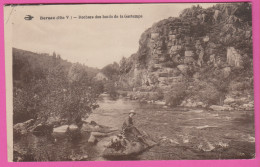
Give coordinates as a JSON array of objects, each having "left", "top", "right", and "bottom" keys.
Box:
[{"left": 2, "top": 1, "right": 258, "bottom": 165}]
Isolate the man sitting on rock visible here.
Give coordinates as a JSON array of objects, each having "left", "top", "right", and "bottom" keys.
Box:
[{"left": 121, "top": 110, "right": 146, "bottom": 144}]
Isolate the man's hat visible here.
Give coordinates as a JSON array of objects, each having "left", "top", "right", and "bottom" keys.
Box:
[{"left": 129, "top": 110, "right": 136, "bottom": 114}]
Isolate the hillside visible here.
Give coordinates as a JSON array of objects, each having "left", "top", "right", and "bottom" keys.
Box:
[
  {"left": 118, "top": 3, "right": 254, "bottom": 109},
  {"left": 13, "top": 48, "right": 101, "bottom": 124}
]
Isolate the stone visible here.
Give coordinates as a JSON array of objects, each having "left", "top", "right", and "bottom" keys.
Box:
[
  {"left": 169, "top": 45, "right": 182, "bottom": 53},
  {"left": 180, "top": 100, "right": 186, "bottom": 106},
  {"left": 186, "top": 102, "right": 193, "bottom": 107},
  {"left": 203, "top": 36, "right": 209, "bottom": 42},
  {"left": 193, "top": 72, "right": 200, "bottom": 79},
  {"left": 197, "top": 102, "right": 204, "bottom": 107},
  {"left": 245, "top": 30, "right": 251, "bottom": 39},
  {"left": 154, "top": 101, "right": 166, "bottom": 105},
  {"left": 242, "top": 103, "right": 254, "bottom": 110},
  {"left": 69, "top": 124, "right": 79, "bottom": 132},
  {"left": 185, "top": 51, "right": 194, "bottom": 57},
  {"left": 209, "top": 105, "right": 232, "bottom": 111},
  {"left": 69, "top": 154, "right": 88, "bottom": 161},
  {"left": 213, "top": 10, "right": 221, "bottom": 23},
  {"left": 184, "top": 56, "right": 195, "bottom": 64},
  {"left": 13, "top": 119, "right": 34, "bottom": 138},
  {"left": 46, "top": 116, "right": 60, "bottom": 126},
  {"left": 224, "top": 97, "right": 235, "bottom": 104},
  {"left": 222, "top": 67, "right": 232, "bottom": 78},
  {"left": 177, "top": 65, "right": 189, "bottom": 74},
  {"left": 53, "top": 125, "right": 69, "bottom": 134},
  {"left": 227, "top": 47, "right": 243, "bottom": 67},
  {"left": 209, "top": 54, "right": 216, "bottom": 64}
]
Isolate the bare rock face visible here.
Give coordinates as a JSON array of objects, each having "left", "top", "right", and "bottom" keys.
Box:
[
  {"left": 118, "top": 3, "right": 253, "bottom": 108},
  {"left": 227, "top": 47, "right": 243, "bottom": 67}
]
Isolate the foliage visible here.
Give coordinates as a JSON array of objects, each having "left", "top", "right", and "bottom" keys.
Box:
[
  {"left": 119, "top": 56, "right": 134, "bottom": 74},
  {"left": 101, "top": 62, "right": 119, "bottom": 80},
  {"left": 104, "top": 80, "right": 118, "bottom": 99},
  {"left": 196, "top": 82, "right": 221, "bottom": 105},
  {"left": 13, "top": 48, "right": 100, "bottom": 125},
  {"left": 165, "top": 83, "right": 187, "bottom": 107}
]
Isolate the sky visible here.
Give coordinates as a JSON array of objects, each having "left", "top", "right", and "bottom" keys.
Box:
[{"left": 8, "top": 3, "right": 216, "bottom": 68}]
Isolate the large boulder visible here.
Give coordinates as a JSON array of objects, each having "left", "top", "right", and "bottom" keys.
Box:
[
  {"left": 52, "top": 124, "right": 80, "bottom": 141},
  {"left": 13, "top": 119, "right": 34, "bottom": 139},
  {"left": 52, "top": 125, "right": 69, "bottom": 140}
]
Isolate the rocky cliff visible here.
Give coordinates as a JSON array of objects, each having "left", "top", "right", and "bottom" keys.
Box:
[{"left": 118, "top": 3, "right": 254, "bottom": 108}]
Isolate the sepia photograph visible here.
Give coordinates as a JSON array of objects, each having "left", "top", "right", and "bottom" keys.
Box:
[{"left": 4, "top": 2, "right": 255, "bottom": 162}]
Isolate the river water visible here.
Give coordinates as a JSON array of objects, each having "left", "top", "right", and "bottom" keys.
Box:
[
  {"left": 15, "top": 94, "right": 255, "bottom": 161},
  {"left": 86, "top": 94, "right": 255, "bottom": 160}
]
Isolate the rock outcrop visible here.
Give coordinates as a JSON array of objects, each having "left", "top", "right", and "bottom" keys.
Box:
[{"left": 118, "top": 3, "right": 253, "bottom": 108}]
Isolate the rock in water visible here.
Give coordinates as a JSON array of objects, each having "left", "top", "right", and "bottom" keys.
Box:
[
  {"left": 52, "top": 125, "right": 69, "bottom": 140},
  {"left": 69, "top": 124, "right": 79, "bottom": 131},
  {"left": 53, "top": 125, "right": 69, "bottom": 133},
  {"left": 13, "top": 119, "right": 34, "bottom": 139},
  {"left": 88, "top": 132, "right": 97, "bottom": 143},
  {"left": 209, "top": 105, "right": 233, "bottom": 111}
]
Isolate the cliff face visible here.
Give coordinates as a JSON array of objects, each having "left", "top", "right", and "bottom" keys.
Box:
[{"left": 119, "top": 3, "right": 253, "bottom": 107}]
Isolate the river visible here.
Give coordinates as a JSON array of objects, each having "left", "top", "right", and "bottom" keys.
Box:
[
  {"left": 86, "top": 94, "right": 255, "bottom": 160},
  {"left": 15, "top": 94, "right": 255, "bottom": 161}
]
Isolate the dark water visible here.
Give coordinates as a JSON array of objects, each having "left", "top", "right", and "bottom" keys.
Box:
[{"left": 15, "top": 94, "right": 255, "bottom": 161}]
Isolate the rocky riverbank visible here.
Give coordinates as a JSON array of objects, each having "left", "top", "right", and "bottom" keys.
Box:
[
  {"left": 13, "top": 119, "right": 118, "bottom": 161},
  {"left": 119, "top": 90, "right": 254, "bottom": 111}
]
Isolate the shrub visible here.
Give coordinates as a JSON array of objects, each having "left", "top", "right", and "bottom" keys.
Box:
[
  {"left": 165, "top": 83, "right": 187, "bottom": 107},
  {"left": 197, "top": 83, "right": 221, "bottom": 105},
  {"left": 104, "top": 81, "right": 118, "bottom": 99}
]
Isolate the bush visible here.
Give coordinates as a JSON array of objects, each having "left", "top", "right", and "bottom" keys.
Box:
[
  {"left": 197, "top": 83, "right": 221, "bottom": 105},
  {"left": 104, "top": 81, "right": 118, "bottom": 99},
  {"left": 165, "top": 83, "right": 187, "bottom": 107}
]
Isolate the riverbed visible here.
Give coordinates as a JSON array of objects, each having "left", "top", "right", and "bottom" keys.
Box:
[{"left": 15, "top": 94, "right": 255, "bottom": 161}]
